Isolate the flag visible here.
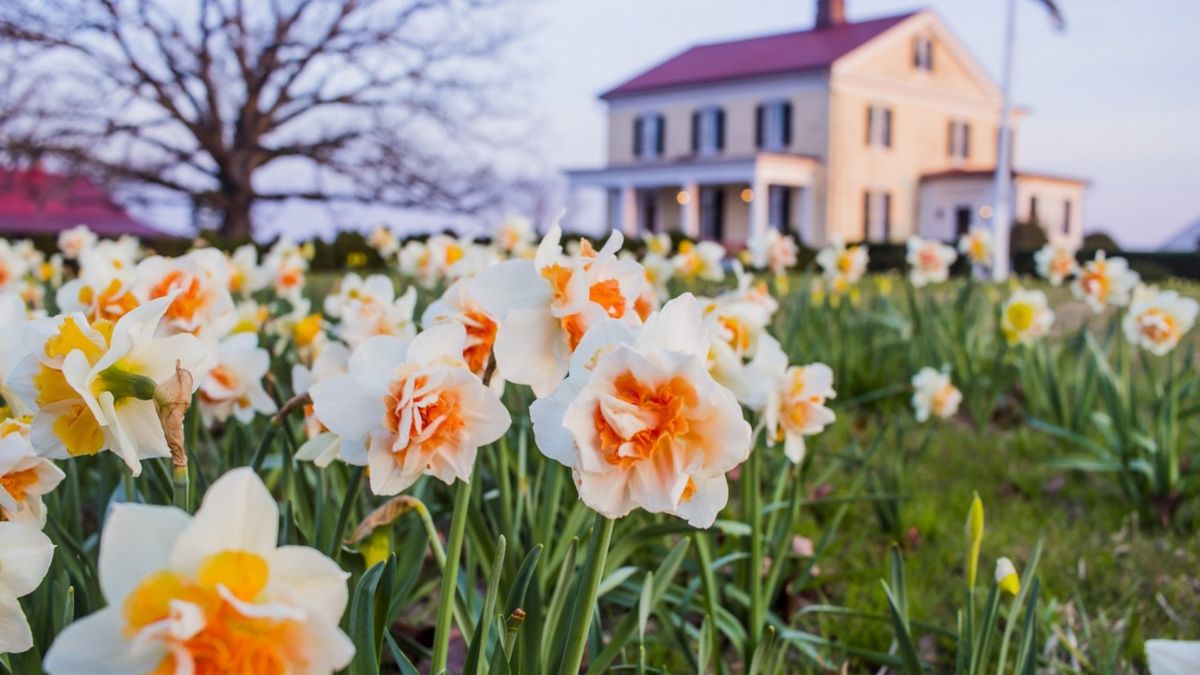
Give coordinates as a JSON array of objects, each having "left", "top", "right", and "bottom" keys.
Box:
[{"left": 1031, "top": 0, "right": 1065, "bottom": 30}]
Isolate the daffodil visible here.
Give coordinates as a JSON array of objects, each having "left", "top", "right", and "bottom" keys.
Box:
[
  {"left": 310, "top": 324, "right": 511, "bottom": 495},
  {"left": 198, "top": 333, "right": 277, "bottom": 425},
  {"left": 493, "top": 215, "right": 536, "bottom": 256},
  {"left": 1071, "top": 250, "right": 1139, "bottom": 312},
  {"left": 957, "top": 226, "right": 993, "bottom": 267},
  {"left": 0, "top": 414, "right": 64, "bottom": 527},
  {"left": 335, "top": 284, "right": 418, "bottom": 350},
  {"left": 743, "top": 335, "right": 836, "bottom": 464},
  {"left": 368, "top": 226, "right": 400, "bottom": 258},
  {"left": 994, "top": 556, "right": 1019, "bottom": 595},
  {"left": 906, "top": 236, "right": 957, "bottom": 287},
  {"left": 11, "top": 294, "right": 213, "bottom": 475},
  {"left": 672, "top": 240, "right": 726, "bottom": 282},
  {"left": 746, "top": 229, "right": 797, "bottom": 275},
  {"left": 1145, "top": 640, "right": 1200, "bottom": 675},
  {"left": 911, "top": 367, "right": 961, "bottom": 422},
  {"left": 1033, "top": 242, "right": 1078, "bottom": 286},
  {"left": 0, "top": 521, "right": 54, "bottom": 654},
  {"left": 293, "top": 343, "right": 351, "bottom": 468},
  {"left": 816, "top": 237, "right": 869, "bottom": 285},
  {"left": 0, "top": 240, "right": 31, "bottom": 295},
  {"left": 227, "top": 244, "right": 268, "bottom": 296},
  {"left": 1123, "top": 286, "right": 1198, "bottom": 356},
  {"left": 43, "top": 467, "right": 354, "bottom": 674},
  {"left": 263, "top": 238, "right": 309, "bottom": 301},
  {"left": 137, "top": 249, "right": 236, "bottom": 342},
  {"left": 1001, "top": 288, "right": 1055, "bottom": 345},
  {"left": 57, "top": 225, "right": 97, "bottom": 261},
  {"left": 421, "top": 278, "right": 501, "bottom": 379},
  {"left": 0, "top": 292, "right": 31, "bottom": 415},
  {"left": 473, "top": 225, "right": 648, "bottom": 396},
  {"left": 531, "top": 294, "right": 752, "bottom": 528}
]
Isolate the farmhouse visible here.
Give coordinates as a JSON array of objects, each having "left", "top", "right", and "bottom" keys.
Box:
[{"left": 565, "top": 0, "right": 1087, "bottom": 248}]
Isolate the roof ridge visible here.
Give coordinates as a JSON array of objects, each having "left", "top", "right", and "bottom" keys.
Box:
[{"left": 684, "top": 10, "right": 921, "bottom": 52}]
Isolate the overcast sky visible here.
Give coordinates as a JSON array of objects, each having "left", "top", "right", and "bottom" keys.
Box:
[{"left": 528, "top": 0, "right": 1200, "bottom": 249}]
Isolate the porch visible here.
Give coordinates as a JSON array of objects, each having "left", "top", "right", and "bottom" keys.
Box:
[{"left": 564, "top": 153, "right": 821, "bottom": 246}]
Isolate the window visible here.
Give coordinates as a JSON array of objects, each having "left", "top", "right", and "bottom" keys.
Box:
[
  {"left": 1029, "top": 195, "right": 1040, "bottom": 224},
  {"left": 955, "top": 206, "right": 972, "bottom": 237},
  {"left": 947, "top": 120, "right": 971, "bottom": 160},
  {"left": 913, "top": 35, "right": 934, "bottom": 71},
  {"left": 755, "top": 101, "right": 792, "bottom": 151},
  {"left": 866, "top": 105, "right": 893, "bottom": 148},
  {"left": 863, "top": 190, "right": 892, "bottom": 242},
  {"left": 633, "top": 113, "right": 664, "bottom": 161},
  {"left": 1062, "top": 200, "right": 1072, "bottom": 235},
  {"left": 639, "top": 190, "right": 658, "bottom": 233},
  {"left": 768, "top": 186, "right": 791, "bottom": 232},
  {"left": 692, "top": 107, "right": 725, "bottom": 156},
  {"left": 700, "top": 187, "right": 725, "bottom": 241}
]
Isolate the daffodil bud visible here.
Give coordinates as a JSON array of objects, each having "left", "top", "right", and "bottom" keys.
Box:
[
  {"left": 995, "top": 557, "right": 1020, "bottom": 596},
  {"left": 965, "top": 493, "right": 984, "bottom": 588},
  {"left": 97, "top": 364, "right": 158, "bottom": 401}
]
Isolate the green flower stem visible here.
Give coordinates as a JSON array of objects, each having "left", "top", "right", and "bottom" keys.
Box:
[
  {"left": 557, "top": 513, "right": 615, "bottom": 675},
  {"left": 172, "top": 464, "right": 189, "bottom": 511},
  {"left": 431, "top": 479, "right": 473, "bottom": 674},
  {"left": 745, "top": 446, "right": 764, "bottom": 662}
]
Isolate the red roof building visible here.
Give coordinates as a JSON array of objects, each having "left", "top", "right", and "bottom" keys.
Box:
[{"left": 0, "top": 168, "right": 163, "bottom": 238}]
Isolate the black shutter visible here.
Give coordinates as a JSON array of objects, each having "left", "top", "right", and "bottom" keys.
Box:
[
  {"left": 782, "top": 102, "right": 793, "bottom": 147},
  {"left": 691, "top": 111, "right": 700, "bottom": 153},
  {"left": 882, "top": 192, "right": 892, "bottom": 241},
  {"left": 883, "top": 109, "right": 893, "bottom": 148},
  {"left": 865, "top": 106, "right": 873, "bottom": 145},
  {"left": 714, "top": 188, "right": 725, "bottom": 242},
  {"left": 655, "top": 114, "right": 665, "bottom": 156},
  {"left": 716, "top": 108, "right": 725, "bottom": 151},
  {"left": 912, "top": 37, "right": 920, "bottom": 67},
  {"left": 634, "top": 116, "right": 643, "bottom": 157},
  {"left": 963, "top": 123, "right": 971, "bottom": 158},
  {"left": 947, "top": 121, "right": 955, "bottom": 157},
  {"left": 781, "top": 188, "right": 792, "bottom": 232},
  {"left": 755, "top": 104, "right": 764, "bottom": 148},
  {"left": 863, "top": 191, "right": 872, "bottom": 239}
]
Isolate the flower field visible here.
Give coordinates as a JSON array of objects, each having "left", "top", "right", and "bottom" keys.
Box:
[{"left": 0, "top": 221, "right": 1197, "bottom": 674}]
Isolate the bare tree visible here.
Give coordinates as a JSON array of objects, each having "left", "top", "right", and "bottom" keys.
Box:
[{"left": 0, "top": 0, "right": 535, "bottom": 238}]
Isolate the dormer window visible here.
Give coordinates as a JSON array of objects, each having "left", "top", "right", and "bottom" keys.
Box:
[
  {"left": 913, "top": 35, "right": 934, "bottom": 71},
  {"left": 633, "top": 113, "right": 665, "bottom": 161},
  {"left": 755, "top": 101, "right": 792, "bottom": 151},
  {"left": 947, "top": 120, "right": 971, "bottom": 160},
  {"left": 866, "top": 105, "right": 893, "bottom": 149},
  {"left": 692, "top": 107, "right": 725, "bottom": 156}
]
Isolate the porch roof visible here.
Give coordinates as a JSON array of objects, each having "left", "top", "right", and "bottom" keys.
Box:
[{"left": 566, "top": 152, "right": 822, "bottom": 189}]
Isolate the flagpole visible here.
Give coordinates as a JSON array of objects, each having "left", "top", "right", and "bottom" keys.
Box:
[{"left": 991, "top": 0, "right": 1017, "bottom": 280}]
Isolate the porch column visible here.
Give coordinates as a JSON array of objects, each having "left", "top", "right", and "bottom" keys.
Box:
[
  {"left": 680, "top": 182, "right": 700, "bottom": 238},
  {"left": 749, "top": 178, "right": 769, "bottom": 239},
  {"left": 618, "top": 185, "right": 637, "bottom": 236}
]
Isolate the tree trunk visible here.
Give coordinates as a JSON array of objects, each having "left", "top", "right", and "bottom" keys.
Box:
[{"left": 219, "top": 182, "right": 255, "bottom": 240}]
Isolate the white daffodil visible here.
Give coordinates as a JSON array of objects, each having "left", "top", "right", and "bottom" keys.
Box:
[
  {"left": 11, "top": 294, "right": 213, "bottom": 475},
  {"left": 1145, "top": 640, "right": 1200, "bottom": 675},
  {"left": 323, "top": 273, "right": 395, "bottom": 319},
  {"left": 906, "top": 236, "right": 957, "bottom": 287},
  {"left": 638, "top": 251, "right": 675, "bottom": 302},
  {"left": 56, "top": 248, "right": 141, "bottom": 324},
  {"left": 368, "top": 226, "right": 400, "bottom": 258},
  {"left": 746, "top": 229, "right": 798, "bottom": 275},
  {"left": 310, "top": 323, "right": 511, "bottom": 495},
  {"left": 336, "top": 285, "right": 418, "bottom": 350},
  {"left": 137, "top": 249, "right": 236, "bottom": 342},
  {"left": 493, "top": 215, "right": 536, "bottom": 257},
  {"left": 816, "top": 237, "right": 869, "bottom": 285},
  {"left": 0, "top": 240, "right": 31, "bottom": 295},
  {"left": 911, "top": 367, "right": 961, "bottom": 422},
  {"left": 0, "top": 292, "right": 31, "bottom": 414},
  {"left": 43, "top": 468, "right": 354, "bottom": 674},
  {"left": 531, "top": 294, "right": 752, "bottom": 528},
  {"left": 473, "top": 225, "right": 649, "bottom": 397},
  {"left": 672, "top": 240, "right": 726, "bottom": 282},
  {"left": 957, "top": 227, "right": 993, "bottom": 267},
  {"left": 1071, "top": 250, "right": 1139, "bottom": 313},
  {"left": 227, "top": 244, "right": 268, "bottom": 297},
  {"left": 270, "top": 298, "right": 327, "bottom": 364},
  {"left": 198, "top": 333, "right": 276, "bottom": 425},
  {"left": 1123, "top": 286, "right": 1199, "bottom": 356},
  {"left": 1000, "top": 289, "right": 1055, "bottom": 346},
  {"left": 293, "top": 343, "right": 351, "bottom": 468},
  {"left": 0, "top": 521, "right": 54, "bottom": 654},
  {"left": 422, "top": 278, "right": 500, "bottom": 379},
  {"left": 263, "top": 238, "right": 309, "bottom": 301},
  {"left": 1033, "top": 242, "right": 1078, "bottom": 286},
  {"left": 0, "top": 414, "right": 64, "bottom": 527},
  {"left": 57, "top": 225, "right": 97, "bottom": 261},
  {"left": 743, "top": 335, "right": 836, "bottom": 465}
]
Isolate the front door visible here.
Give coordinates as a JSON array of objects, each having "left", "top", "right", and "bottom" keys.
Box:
[{"left": 955, "top": 206, "right": 972, "bottom": 237}]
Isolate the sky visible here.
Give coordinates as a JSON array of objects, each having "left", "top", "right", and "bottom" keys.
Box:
[{"left": 527, "top": 0, "right": 1200, "bottom": 249}]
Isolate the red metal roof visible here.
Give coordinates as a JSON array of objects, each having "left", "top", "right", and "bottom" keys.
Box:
[
  {"left": 0, "top": 168, "right": 164, "bottom": 238},
  {"left": 601, "top": 12, "right": 916, "bottom": 98}
]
